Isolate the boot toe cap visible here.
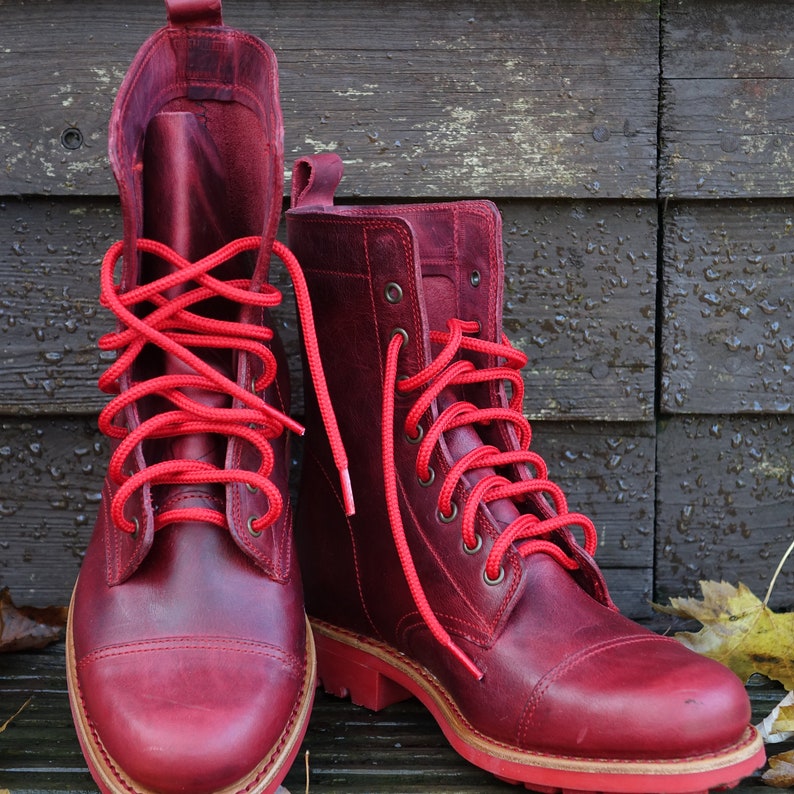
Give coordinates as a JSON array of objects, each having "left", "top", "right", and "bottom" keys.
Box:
[
  {"left": 519, "top": 634, "right": 751, "bottom": 760},
  {"left": 78, "top": 641, "right": 308, "bottom": 793}
]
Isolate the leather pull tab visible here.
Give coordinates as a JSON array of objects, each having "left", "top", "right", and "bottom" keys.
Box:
[
  {"left": 291, "top": 154, "right": 344, "bottom": 209},
  {"left": 165, "top": 0, "right": 223, "bottom": 26}
]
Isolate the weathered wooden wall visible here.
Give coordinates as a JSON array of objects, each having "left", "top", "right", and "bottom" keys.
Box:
[
  {"left": 1, "top": 0, "right": 792, "bottom": 627},
  {"left": 657, "top": 0, "right": 794, "bottom": 607}
]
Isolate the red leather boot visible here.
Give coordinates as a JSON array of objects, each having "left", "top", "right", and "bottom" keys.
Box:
[
  {"left": 65, "top": 6, "right": 351, "bottom": 794},
  {"left": 287, "top": 154, "right": 765, "bottom": 793}
]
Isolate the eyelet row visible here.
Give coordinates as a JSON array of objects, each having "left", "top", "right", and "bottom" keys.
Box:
[
  {"left": 386, "top": 273, "right": 480, "bottom": 303},
  {"left": 460, "top": 530, "right": 504, "bottom": 585},
  {"left": 388, "top": 277, "right": 498, "bottom": 586},
  {"left": 128, "top": 513, "right": 266, "bottom": 541}
]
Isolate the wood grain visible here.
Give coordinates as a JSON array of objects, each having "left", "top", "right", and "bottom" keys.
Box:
[
  {"left": 0, "top": 0, "right": 659, "bottom": 199},
  {"left": 660, "top": 1, "right": 794, "bottom": 198},
  {"left": 503, "top": 200, "right": 657, "bottom": 420}
]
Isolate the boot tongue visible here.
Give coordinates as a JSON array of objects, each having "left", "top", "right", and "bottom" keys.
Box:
[{"left": 142, "top": 110, "right": 233, "bottom": 512}]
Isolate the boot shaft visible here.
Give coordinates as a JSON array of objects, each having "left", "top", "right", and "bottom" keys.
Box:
[{"left": 96, "top": 7, "right": 295, "bottom": 583}]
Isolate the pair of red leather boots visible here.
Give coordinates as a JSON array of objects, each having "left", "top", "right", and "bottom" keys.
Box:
[{"left": 66, "top": 4, "right": 765, "bottom": 794}]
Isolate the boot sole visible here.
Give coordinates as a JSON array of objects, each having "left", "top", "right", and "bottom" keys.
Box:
[
  {"left": 65, "top": 584, "right": 315, "bottom": 794},
  {"left": 311, "top": 619, "right": 766, "bottom": 794}
]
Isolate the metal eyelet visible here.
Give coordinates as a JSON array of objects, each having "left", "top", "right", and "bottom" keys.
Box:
[
  {"left": 385, "top": 282, "right": 404, "bottom": 304},
  {"left": 405, "top": 424, "right": 424, "bottom": 445},
  {"left": 484, "top": 566, "right": 505, "bottom": 586},
  {"left": 418, "top": 466, "right": 435, "bottom": 487},
  {"left": 391, "top": 327, "right": 409, "bottom": 347},
  {"left": 470, "top": 270, "right": 481, "bottom": 287},
  {"left": 463, "top": 533, "right": 483, "bottom": 555},
  {"left": 437, "top": 501, "right": 458, "bottom": 524},
  {"left": 247, "top": 515, "right": 262, "bottom": 538},
  {"left": 130, "top": 516, "right": 140, "bottom": 540},
  {"left": 245, "top": 482, "right": 259, "bottom": 494}
]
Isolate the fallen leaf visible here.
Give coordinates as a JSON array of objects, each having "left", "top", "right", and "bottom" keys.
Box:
[
  {"left": 653, "top": 580, "right": 794, "bottom": 689},
  {"left": 758, "top": 691, "right": 794, "bottom": 744},
  {"left": 763, "top": 749, "right": 794, "bottom": 788},
  {"left": 0, "top": 587, "right": 67, "bottom": 652},
  {"left": 773, "top": 704, "right": 794, "bottom": 734}
]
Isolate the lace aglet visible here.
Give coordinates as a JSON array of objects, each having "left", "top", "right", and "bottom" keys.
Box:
[
  {"left": 339, "top": 466, "right": 355, "bottom": 516},
  {"left": 285, "top": 416, "right": 305, "bottom": 437},
  {"left": 449, "top": 640, "right": 484, "bottom": 681}
]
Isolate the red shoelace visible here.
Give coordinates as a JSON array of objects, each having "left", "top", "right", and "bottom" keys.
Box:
[
  {"left": 99, "top": 235, "right": 354, "bottom": 537},
  {"left": 382, "top": 318, "right": 597, "bottom": 679}
]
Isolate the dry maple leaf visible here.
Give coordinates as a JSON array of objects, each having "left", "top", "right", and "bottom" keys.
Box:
[
  {"left": 0, "top": 587, "right": 67, "bottom": 653},
  {"left": 763, "top": 749, "right": 794, "bottom": 788},
  {"left": 653, "top": 580, "right": 794, "bottom": 690}
]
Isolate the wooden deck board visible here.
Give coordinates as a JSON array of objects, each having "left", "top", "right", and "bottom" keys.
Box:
[{"left": 0, "top": 643, "right": 789, "bottom": 793}]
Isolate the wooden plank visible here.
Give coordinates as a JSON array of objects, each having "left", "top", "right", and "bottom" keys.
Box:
[
  {"left": 0, "top": 418, "right": 106, "bottom": 608},
  {"left": 0, "top": 198, "right": 118, "bottom": 414},
  {"left": 0, "top": 196, "right": 304, "bottom": 415},
  {"left": 655, "top": 415, "right": 794, "bottom": 611},
  {"left": 0, "top": 644, "right": 789, "bottom": 793},
  {"left": 662, "top": 1, "right": 794, "bottom": 81},
  {"left": 503, "top": 200, "right": 657, "bottom": 421},
  {"left": 529, "top": 420, "right": 656, "bottom": 618},
  {"left": 660, "top": 0, "right": 794, "bottom": 198},
  {"left": 1, "top": 197, "right": 656, "bottom": 421},
  {"left": 527, "top": 421, "right": 656, "bottom": 570},
  {"left": 661, "top": 201, "right": 794, "bottom": 414},
  {"left": 0, "top": 0, "right": 659, "bottom": 199},
  {"left": 0, "top": 417, "right": 656, "bottom": 618}
]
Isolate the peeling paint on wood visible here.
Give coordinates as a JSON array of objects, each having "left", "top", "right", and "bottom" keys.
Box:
[
  {"left": 0, "top": 0, "right": 659, "bottom": 199},
  {"left": 661, "top": 1, "right": 794, "bottom": 198}
]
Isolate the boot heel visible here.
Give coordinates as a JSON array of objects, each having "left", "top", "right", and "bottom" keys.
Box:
[{"left": 314, "top": 631, "right": 412, "bottom": 711}]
